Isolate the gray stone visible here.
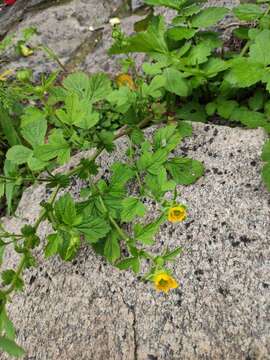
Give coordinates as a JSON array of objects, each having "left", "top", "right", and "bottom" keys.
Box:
[{"left": 2, "top": 123, "right": 270, "bottom": 360}]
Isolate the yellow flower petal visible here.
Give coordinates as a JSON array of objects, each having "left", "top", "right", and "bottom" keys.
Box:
[
  {"left": 153, "top": 273, "right": 179, "bottom": 293},
  {"left": 115, "top": 73, "right": 136, "bottom": 90},
  {"left": 168, "top": 206, "right": 187, "bottom": 223}
]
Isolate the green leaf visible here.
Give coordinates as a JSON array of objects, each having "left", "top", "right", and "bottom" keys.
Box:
[
  {"left": 230, "top": 107, "right": 268, "bottom": 129},
  {"left": 163, "top": 247, "right": 182, "bottom": 261},
  {"left": 63, "top": 72, "right": 89, "bottom": 98},
  {"left": 166, "top": 157, "right": 204, "bottom": 184},
  {"left": 0, "top": 108, "right": 21, "bottom": 147},
  {"left": 167, "top": 27, "right": 197, "bottom": 41},
  {"left": 163, "top": 68, "right": 189, "bottom": 97},
  {"left": 34, "top": 129, "right": 70, "bottom": 165},
  {"left": 0, "top": 337, "right": 25, "bottom": 358},
  {"left": 109, "top": 16, "right": 168, "bottom": 55},
  {"left": 21, "top": 117, "right": 47, "bottom": 148},
  {"left": 4, "top": 160, "right": 16, "bottom": 215},
  {"left": 56, "top": 92, "right": 99, "bottom": 129},
  {"left": 54, "top": 194, "right": 76, "bottom": 225},
  {"left": 203, "top": 58, "right": 230, "bottom": 77},
  {"left": 0, "top": 308, "right": 15, "bottom": 340},
  {"left": 262, "top": 163, "right": 270, "bottom": 191},
  {"left": 86, "top": 73, "right": 112, "bottom": 103},
  {"left": 104, "top": 230, "right": 120, "bottom": 263},
  {"left": 153, "top": 125, "right": 182, "bottom": 151},
  {"left": 137, "top": 148, "right": 168, "bottom": 175},
  {"left": 225, "top": 58, "right": 265, "bottom": 88},
  {"left": 144, "top": 0, "right": 187, "bottom": 10},
  {"left": 121, "top": 197, "right": 146, "bottom": 222},
  {"left": 177, "top": 121, "right": 193, "bottom": 138},
  {"left": 262, "top": 140, "right": 270, "bottom": 162},
  {"left": 145, "top": 167, "right": 176, "bottom": 199},
  {"left": 110, "top": 162, "right": 135, "bottom": 190},
  {"left": 117, "top": 257, "right": 140, "bottom": 273},
  {"left": 249, "top": 30, "right": 270, "bottom": 66},
  {"left": 44, "top": 233, "right": 62, "bottom": 258},
  {"left": 76, "top": 217, "right": 111, "bottom": 243},
  {"left": 248, "top": 91, "right": 265, "bottom": 111},
  {"left": 184, "top": 42, "right": 212, "bottom": 65},
  {"left": 6, "top": 145, "right": 32, "bottom": 165},
  {"left": 177, "top": 102, "right": 207, "bottom": 122},
  {"left": 2, "top": 269, "right": 16, "bottom": 286},
  {"left": 233, "top": 4, "right": 263, "bottom": 21},
  {"left": 191, "top": 7, "right": 228, "bottom": 28},
  {"left": 134, "top": 217, "right": 163, "bottom": 245},
  {"left": 217, "top": 100, "right": 238, "bottom": 119}
]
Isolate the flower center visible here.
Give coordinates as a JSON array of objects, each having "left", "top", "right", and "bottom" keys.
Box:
[
  {"left": 173, "top": 210, "right": 182, "bottom": 216},
  {"left": 159, "top": 279, "right": 168, "bottom": 286}
]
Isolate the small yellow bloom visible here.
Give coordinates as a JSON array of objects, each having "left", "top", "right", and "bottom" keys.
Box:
[
  {"left": 0, "top": 69, "right": 13, "bottom": 81},
  {"left": 154, "top": 273, "right": 178, "bottom": 293},
  {"left": 115, "top": 73, "right": 136, "bottom": 90},
  {"left": 168, "top": 206, "right": 187, "bottom": 223}
]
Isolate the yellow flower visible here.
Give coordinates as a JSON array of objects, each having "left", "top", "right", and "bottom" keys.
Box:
[
  {"left": 168, "top": 206, "right": 187, "bottom": 223},
  {"left": 115, "top": 73, "right": 136, "bottom": 90},
  {"left": 0, "top": 69, "right": 13, "bottom": 81},
  {"left": 153, "top": 273, "right": 179, "bottom": 293}
]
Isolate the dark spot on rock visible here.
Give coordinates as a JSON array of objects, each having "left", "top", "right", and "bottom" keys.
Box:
[
  {"left": 229, "top": 153, "right": 234, "bottom": 158},
  {"left": 221, "top": 222, "right": 226, "bottom": 226},
  {"left": 29, "top": 276, "right": 36, "bottom": 285},
  {"left": 250, "top": 161, "right": 256, "bottom": 167},
  {"left": 194, "top": 269, "right": 204, "bottom": 276},
  {"left": 245, "top": 183, "right": 251, "bottom": 188},
  {"left": 147, "top": 355, "right": 158, "bottom": 360},
  {"left": 262, "top": 282, "right": 269, "bottom": 288},
  {"left": 232, "top": 241, "right": 240, "bottom": 247},
  {"left": 208, "top": 257, "right": 213, "bottom": 263},
  {"left": 185, "top": 220, "right": 194, "bottom": 229},
  {"left": 209, "top": 137, "right": 214, "bottom": 144},
  {"left": 187, "top": 234, "right": 193, "bottom": 240},
  {"left": 218, "top": 286, "right": 229, "bottom": 297},
  {"left": 212, "top": 227, "right": 217, "bottom": 232},
  {"left": 240, "top": 235, "right": 253, "bottom": 245},
  {"left": 204, "top": 126, "right": 210, "bottom": 131},
  {"left": 72, "top": 260, "right": 78, "bottom": 266},
  {"left": 208, "top": 240, "right": 212, "bottom": 245},
  {"left": 213, "top": 129, "right": 218, "bottom": 136},
  {"left": 254, "top": 187, "right": 259, "bottom": 192},
  {"left": 205, "top": 169, "right": 211, "bottom": 174},
  {"left": 208, "top": 152, "right": 213, "bottom": 156}
]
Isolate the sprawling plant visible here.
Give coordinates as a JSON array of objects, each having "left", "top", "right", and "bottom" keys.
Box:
[{"left": 0, "top": 0, "right": 269, "bottom": 356}]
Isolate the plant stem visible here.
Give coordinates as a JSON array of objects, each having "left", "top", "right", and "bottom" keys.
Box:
[{"left": 240, "top": 41, "right": 250, "bottom": 57}]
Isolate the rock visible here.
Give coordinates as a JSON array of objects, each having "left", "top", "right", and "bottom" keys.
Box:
[{"left": 2, "top": 123, "right": 270, "bottom": 360}]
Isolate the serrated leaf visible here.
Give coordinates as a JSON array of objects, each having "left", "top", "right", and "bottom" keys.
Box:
[
  {"left": 163, "top": 68, "right": 189, "bottom": 97},
  {"left": 225, "top": 58, "right": 265, "bottom": 88},
  {"left": 21, "top": 117, "right": 47, "bottom": 148},
  {"left": 184, "top": 41, "right": 212, "bottom": 65},
  {"left": 117, "top": 257, "right": 140, "bottom": 273},
  {"left": 163, "top": 247, "right": 182, "bottom": 261},
  {"left": 167, "top": 27, "right": 197, "bottom": 41},
  {"left": 177, "top": 121, "right": 193, "bottom": 137},
  {"left": 233, "top": 4, "right": 263, "bottom": 21},
  {"left": 6, "top": 145, "right": 33, "bottom": 165},
  {"left": 217, "top": 100, "right": 238, "bottom": 119},
  {"left": 249, "top": 29, "right": 270, "bottom": 66},
  {"left": 54, "top": 194, "right": 76, "bottom": 225},
  {"left": 110, "top": 162, "right": 135, "bottom": 190},
  {"left": 121, "top": 197, "right": 146, "bottom": 222},
  {"left": 191, "top": 7, "right": 228, "bottom": 28},
  {"left": 230, "top": 107, "right": 268, "bottom": 129},
  {"left": 34, "top": 129, "right": 70, "bottom": 165},
  {"left": 104, "top": 231, "right": 120, "bottom": 263},
  {"left": 86, "top": 73, "right": 112, "bottom": 103},
  {"left": 45, "top": 233, "right": 62, "bottom": 258},
  {"left": 134, "top": 217, "right": 163, "bottom": 245},
  {"left": 76, "top": 217, "right": 111, "bottom": 243},
  {"left": 153, "top": 125, "right": 182, "bottom": 151},
  {"left": 166, "top": 157, "right": 204, "bottom": 184},
  {"left": 177, "top": 102, "right": 207, "bottom": 122},
  {"left": 109, "top": 16, "right": 168, "bottom": 55}
]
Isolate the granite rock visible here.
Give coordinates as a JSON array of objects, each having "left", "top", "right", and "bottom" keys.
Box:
[{"left": 2, "top": 123, "right": 270, "bottom": 360}]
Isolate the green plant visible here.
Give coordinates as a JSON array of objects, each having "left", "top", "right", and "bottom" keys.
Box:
[{"left": 0, "top": 0, "right": 270, "bottom": 356}]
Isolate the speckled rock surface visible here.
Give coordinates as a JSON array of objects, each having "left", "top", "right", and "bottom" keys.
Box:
[{"left": 2, "top": 123, "right": 270, "bottom": 360}]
